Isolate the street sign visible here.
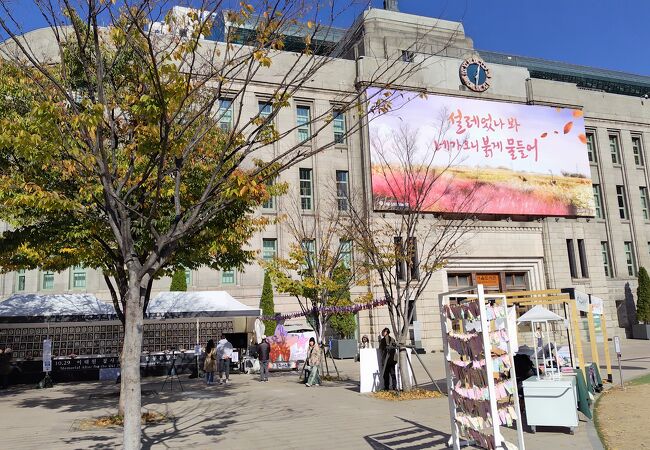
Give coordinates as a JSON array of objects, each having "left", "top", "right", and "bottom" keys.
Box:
[
  {"left": 43, "top": 339, "right": 52, "bottom": 372},
  {"left": 614, "top": 336, "right": 621, "bottom": 354}
]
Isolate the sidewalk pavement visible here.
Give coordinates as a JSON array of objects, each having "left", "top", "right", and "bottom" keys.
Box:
[{"left": 0, "top": 336, "right": 647, "bottom": 450}]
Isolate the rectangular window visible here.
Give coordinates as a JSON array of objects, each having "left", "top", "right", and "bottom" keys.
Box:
[
  {"left": 333, "top": 110, "right": 346, "bottom": 144},
  {"left": 42, "top": 271, "right": 54, "bottom": 290},
  {"left": 394, "top": 236, "right": 406, "bottom": 282},
  {"left": 632, "top": 136, "right": 644, "bottom": 166},
  {"left": 407, "top": 237, "right": 419, "bottom": 280},
  {"left": 566, "top": 239, "right": 578, "bottom": 278},
  {"left": 336, "top": 170, "right": 349, "bottom": 211},
  {"left": 258, "top": 101, "right": 273, "bottom": 135},
  {"left": 296, "top": 105, "right": 311, "bottom": 142},
  {"left": 301, "top": 239, "right": 316, "bottom": 269},
  {"left": 624, "top": 241, "right": 636, "bottom": 277},
  {"left": 505, "top": 272, "right": 528, "bottom": 290},
  {"left": 218, "top": 99, "right": 233, "bottom": 132},
  {"left": 586, "top": 132, "right": 598, "bottom": 163},
  {"left": 16, "top": 269, "right": 26, "bottom": 292},
  {"left": 592, "top": 184, "right": 603, "bottom": 219},
  {"left": 299, "top": 168, "right": 313, "bottom": 210},
  {"left": 577, "top": 239, "right": 589, "bottom": 278},
  {"left": 339, "top": 239, "right": 352, "bottom": 269},
  {"left": 447, "top": 273, "right": 471, "bottom": 288},
  {"left": 616, "top": 185, "right": 628, "bottom": 219},
  {"left": 641, "top": 187, "right": 649, "bottom": 220},
  {"left": 609, "top": 134, "right": 621, "bottom": 164},
  {"left": 262, "top": 238, "right": 277, "bottom": 262},
  {"left": 221, "top": 270, "right": 236, "bottom": 285},
  {"left": 71, "top": 265, "right": 86, "bottom": 289},
  {"left": 601, "top": 241, "right": 612, "bottom": 278},
  {"left": 262, "top": 177, "right": 275, "bottom": 210}
]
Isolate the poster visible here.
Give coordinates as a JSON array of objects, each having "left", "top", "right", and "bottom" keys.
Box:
[
  {"left": 42, "top": 339, "right": 52, "bottom": 372},
  {"left": 368, "top": 88, "right": 594, "bottom": 217}
]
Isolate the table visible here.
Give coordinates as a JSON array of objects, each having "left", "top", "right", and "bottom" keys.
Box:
[{"left": 522, "top": 375, "right": 578, "bottom": 434}]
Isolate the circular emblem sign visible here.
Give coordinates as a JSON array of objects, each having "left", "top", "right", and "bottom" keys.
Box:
[{"left": 459, "top": 57, "right": 492, "bottom": 92}]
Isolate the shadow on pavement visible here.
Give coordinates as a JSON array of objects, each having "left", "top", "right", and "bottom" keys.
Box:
[{"left": 364, "top": 417, "right": 451, "bottom": 450}]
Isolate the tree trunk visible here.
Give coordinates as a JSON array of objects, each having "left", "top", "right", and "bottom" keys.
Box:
[
  {"left": 121, "top": 281, "right": 145, "bottom": 449},
  {"left": 398, "top": 344, "right": 413, "bottom": 391}
]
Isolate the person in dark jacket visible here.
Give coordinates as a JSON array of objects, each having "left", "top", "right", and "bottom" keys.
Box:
[
  {"left": 379, "top": 328, "right": 397, "bottom": 390},
  {"left": 0, "top": 347, "right": 13, "bottom": 389},
  {"left": 258, "top": 336, "right": 271, "bottom": 382}
]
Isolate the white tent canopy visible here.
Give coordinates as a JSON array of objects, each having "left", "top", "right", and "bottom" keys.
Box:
[
  {"left": 0, "top": 293, "right": 115, "bottom": 323},
  {"left": 517, "top": 305, "right": 564, "bottom": 323},
  {"left": 146, "top": 291, "right": 261, "bottom": 318}
]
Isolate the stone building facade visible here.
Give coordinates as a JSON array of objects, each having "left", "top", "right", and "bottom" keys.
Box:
[{"left": 2, "top": 6, "right": 649, "bottom": 352}]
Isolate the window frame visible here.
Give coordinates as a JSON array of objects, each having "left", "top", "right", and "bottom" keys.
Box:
[
  {"left": 218, "top": 98, "right": 233, "bottom": 132},
  {"left": 332, "top": 109, "right": 347, "bottom": 145},
  {"left": 296, "top": 104, "right": 312, "bottom": 143},
  {"left": 16, "top": 269, "right": 26, "bottom": 292},
  {"left": 577, "top": 239, "right": 589, "bottom": 278},
  {"left": 641, "top": 186, "right": 649, "bottom": 220},
  {"left": 592, "top": 184, "right": 603, "bottom": 219},
  {"left": 585, "top": 131, "right": 598, "bottom": 163},
  {"left": 632, "top": 135, "right": 644, "bottom": 167},
  {"left": 601, "top": 241, "right": 612, "bottom": 278},
  {"left": 566, "top": 239, "right": 578, "bottom": 279},
  {"left": 42, "top": 271, "right": 55, "bottom": 290},
  {"left": 336, "top": 170, "right": 349, "bottom": 212},
  {"left": 624, "top": 241, "right": 637, "bottom": 277},
  {"left": 299, "top": 168, "right": 313, "bottom": 211},
  {"left": 609, "top": 134, "right": 621, "bottom": 164},
  {"left": 221, "top": 269, "right": 236, "bottom": 285},
  {"left": 616, "top": 185, "right": 629, "bottom": 220},
  {"left": 262, "top": 238, "right": 278, "bottom": 262},
  {"left": 339, "top": 239, "right": 352, "bottom": 270},
  {"left": 70, "top": 265, "right": 87, "bottom": 289}
]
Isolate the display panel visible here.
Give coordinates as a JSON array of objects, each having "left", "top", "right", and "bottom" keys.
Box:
[{"left": 368, "top": 88, "right": 595, "bottom": 217}]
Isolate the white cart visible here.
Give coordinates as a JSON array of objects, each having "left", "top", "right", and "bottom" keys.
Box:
[{"left": 522, "top": 375, "right": 578, "bottom": 434}]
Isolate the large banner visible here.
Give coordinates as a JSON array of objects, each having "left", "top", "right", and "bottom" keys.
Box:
[{"left": 368, "top": 88, "right": 595, "bottom": 217}]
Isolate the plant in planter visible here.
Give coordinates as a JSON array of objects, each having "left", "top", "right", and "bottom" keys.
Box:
[
  {"left": 260, "top": 271, "right": 277, "bottom": 337},
  {"left": 329, "top": 265, "right": 358, "bottom": 358},
  {"left": 634, "top": 267, "right": 650, "bottom": 339}
]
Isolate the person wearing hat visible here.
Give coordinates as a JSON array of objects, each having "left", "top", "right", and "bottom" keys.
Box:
[{"left": 257, "top": 335, "right": 271, "bottom": 382}]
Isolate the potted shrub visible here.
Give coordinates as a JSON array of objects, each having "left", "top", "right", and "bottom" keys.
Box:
[
  {"left": 328, "top": 265, "right": 358, "bottom": 359},
  {"left": 633, "top": 267, "right": 650, "bottom": 339}
]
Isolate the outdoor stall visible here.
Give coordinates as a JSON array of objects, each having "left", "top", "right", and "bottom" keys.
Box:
[
  {"left": 0, "top": 291, "right": 260, "bottom": 384},
  {"left": 517, "top": 305, "right": 578, "bottom": 434}
]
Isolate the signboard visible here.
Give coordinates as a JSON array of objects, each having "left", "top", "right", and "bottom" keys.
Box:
[
  {"left": 42, "top": 339, "right": 52, "bottom": 372},
  {"left": 368, "top": 88, "right": 594, "bottom": 217},
  {"left": 53, "top": 356, "right": 120, "bottom": 371},
  {"left": 614, "top": 336, "right": 621, "bottom": 354},
  {"left": 574, "top": 290, "right": 590, "bottom": 313},
  {"left": 476, "top": 274, "right": 500, "bottom": 287}
]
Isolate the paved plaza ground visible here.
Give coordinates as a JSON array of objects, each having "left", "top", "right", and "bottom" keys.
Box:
[{"left": 1, "top": 337, "right": 648, "bottom": 450}]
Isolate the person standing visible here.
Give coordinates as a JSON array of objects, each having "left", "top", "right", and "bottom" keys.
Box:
[
  {"left": 379, "top": 327, "right": 397, "bottom": 391},
  {"left": 305, "top": 337, "right": 321, "bottom": 387},
  {"left": 0, "top": 348, "right": 12, "bottom": 389},
  {"left": 217, "top": 334, "right": 233, "bottom": 385},
  {"left": 257, "top": 335, "right": 271, "bottom": 382},
  {"left": 203, "top": 340, "right": 217, "bottom": 385}
]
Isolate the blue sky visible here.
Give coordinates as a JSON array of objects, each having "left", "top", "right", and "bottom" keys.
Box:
[
  {"left": 362, "top": 0, "right": 649, "bottom": 75},
  {"left": 2, "top": 0, "right": 648, "bottom": 76}
]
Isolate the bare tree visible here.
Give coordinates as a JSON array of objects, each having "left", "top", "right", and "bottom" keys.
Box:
[
  {"left": 265, "top": 192, "right": 369, "bottom": 345},
  {"left": 0, "top": 1, "right": 466, "bottom": 446},
  {"left": 344, "top": 116, "right": 481, "bottom": 391}
]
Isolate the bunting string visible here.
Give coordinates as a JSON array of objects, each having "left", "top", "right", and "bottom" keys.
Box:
[{"left": 259, "top": 298, "right": 389, "bottom": 321}]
